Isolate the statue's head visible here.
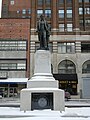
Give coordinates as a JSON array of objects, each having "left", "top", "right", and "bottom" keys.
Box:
[{"left": 40, "top": 14, "right": 45, "bottom": 20}]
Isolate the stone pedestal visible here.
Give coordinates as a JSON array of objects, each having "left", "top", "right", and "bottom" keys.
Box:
[{"left": 20, "top": 50, "right": 65, "bottom": 112}]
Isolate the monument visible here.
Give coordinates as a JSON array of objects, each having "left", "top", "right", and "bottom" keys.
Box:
[
  {"left": 20, "top": 15, "right": 65, "bottom": 112},
  {"left": 36, "top": 14, "right": 50, "bottom": 50}
]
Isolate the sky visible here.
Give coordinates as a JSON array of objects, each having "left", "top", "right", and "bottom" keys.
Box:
[{"left": 0, "top": 0, "right": 2, "bottom": 18}]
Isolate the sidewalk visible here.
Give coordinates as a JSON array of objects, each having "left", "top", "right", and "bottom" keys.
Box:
[{"left": 0, "top": 97, "right": 90, "bottom": 108}]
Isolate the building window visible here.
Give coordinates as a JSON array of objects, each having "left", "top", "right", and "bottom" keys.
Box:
[
  {"left": 17, "top": 63, "right": 26, "bottom": 70},
  {"left": 0, "top": 40, "right": 27, "bottom": 51},
  {"left": 22, "top": 9, "right": 26, "bottom": 14},
  {"left": 67, "top": 24, "right": 73, "bottom": 31},
  {"left": 45, "top": 0, "right": 51, "bottom": 6},
  {"left": 85, "top": 19, "right": 90, "bottom": 26},
  {"left": 85, "top": 8, "right": 90, "bottom": 14},
  {"left": 58, "top": 60, "right": 76, "bottom": 74},
  {"left": 79, "top": 8, "right": 83, "bottom": 15},
  {"left": 58, "top": 42, "right": 75, "bottom": 53},
  {"left": 79, "top": 0, "right": 90, "bottom": 3},
  {"left": 37, "top": 9, "right": 43, "bottom": 18},
  {"left": 58, "top": 0, "right": 64, "bottom": 4},
  {"left": 38, "top": 0, "right": 43, "bottom": 6},
  {"left": 79, "top": 19, "right": 83, "bottom": 25},
  {"left": 66, "top": 0, "right": 72, "bottom": 4},
  {"left": 28, "top": 9, "right": 31, "bottom": 14},
  {"left": 45, "top": 9, "right": 51, "bottom": 18},
  {"left": 79, "top": 0, "right": 82, "bottom": 2},
  {"left": 81, "top": 42, "right": 90, "bottom": 52},
  {"left": 58, "top": 10, "right": 64, "bottom": 18},
  {"left": 10, "top": 0, "right": 14, "bottom": 5},
  {"left": 67, "top": 8, "right": 72, "bottom": 18},
  {"left": 84, "top": 0, "right": 90, "bottom": 2},
  {"left": 17, "top": 10, "right": 20, "bottom": 14},
  {"left": 82, "top": 60, "right": 90, "bottom": 73},
  {"left": 0, "top": 60, "right": 26, "bottom": 71},
  {"left": 59, "top": 24, "right": 64, "bottom": 31}
]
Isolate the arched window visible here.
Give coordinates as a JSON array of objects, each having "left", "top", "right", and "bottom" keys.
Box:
[
  {"left": 58, "top": 60, "right": 76, "bottom": 74},
  {"left": 82, "top": 60, "right": 90, "bottom": 73}
]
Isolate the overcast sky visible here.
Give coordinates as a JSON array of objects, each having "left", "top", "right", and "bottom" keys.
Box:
[{"left": 0, "top": 0, "right": 2, "bottom": 18}]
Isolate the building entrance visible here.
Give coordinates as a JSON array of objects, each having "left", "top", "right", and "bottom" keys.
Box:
[
  {"left": 53, "top": 74, "right": 78, "bottom": 95},
  {"left": 59, "top": 80, "right": 77, "bottom": 95}
]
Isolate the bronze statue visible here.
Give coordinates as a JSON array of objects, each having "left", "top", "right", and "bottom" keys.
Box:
[{"left": 36, "top": 14, "right": 51, "bottom": 50}]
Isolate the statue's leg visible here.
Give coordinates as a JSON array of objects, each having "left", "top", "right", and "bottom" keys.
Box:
[
  {"left": 39, "top": 35, "right": 41, "bottom": 48},
  {"left": 43, "top": 32, "right": 46, "bottom": 48}
]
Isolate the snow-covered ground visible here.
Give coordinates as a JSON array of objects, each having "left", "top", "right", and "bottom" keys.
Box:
[{"left": 0, "top": 107, "right": 90, "bottom": 120}]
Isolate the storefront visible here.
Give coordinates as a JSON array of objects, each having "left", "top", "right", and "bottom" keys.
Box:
[
  {"left": 0, "top": 78, "right": 28, "bottom": 98},
  {"left": 53, "top": 74, "right": 78, "bottom": 95}
]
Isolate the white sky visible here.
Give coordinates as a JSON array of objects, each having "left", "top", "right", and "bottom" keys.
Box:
[{"left": 0, "top": 0, "right": 2, "bottom": 18}]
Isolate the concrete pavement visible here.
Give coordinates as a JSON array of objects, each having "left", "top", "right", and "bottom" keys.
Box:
[{"left": 0, "top": 96, "right": 90, "bottom": 108}]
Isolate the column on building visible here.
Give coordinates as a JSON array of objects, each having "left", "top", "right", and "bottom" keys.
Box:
[
  {"left": 52, "top": 42, "right": 58, "bottom": 73},
  {"left": 73, "top": 0, "right": 79, "bottom": 31},
  {"left": 52, "top": 0, "right": 57, "bottom": 34}
]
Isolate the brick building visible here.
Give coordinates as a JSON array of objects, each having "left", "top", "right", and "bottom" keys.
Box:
[
  {"left": 0, "top": 18, "right": 30, "bottom": 97},
  {"left": 0, "top": 0, "right": 90, "bottom": 98}
]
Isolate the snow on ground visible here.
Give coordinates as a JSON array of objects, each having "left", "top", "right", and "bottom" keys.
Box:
[{"left": 0, "top": 107, "right": 90, "bottom": 120}]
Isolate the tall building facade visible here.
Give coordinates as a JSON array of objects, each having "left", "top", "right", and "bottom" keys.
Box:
[{"left": 1, "top": 0, "right": 90, "bottom": 98}]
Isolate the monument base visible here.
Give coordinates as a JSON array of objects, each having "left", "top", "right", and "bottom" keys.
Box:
[
  {"left": 20, "top": 50, "right": 65, "bottom": 112},
  {"left": 20, "top": 88, "right": 65, "bottom": 112},
  {"left": 27, "top": 74, "right": 58, "bottom": 88}
]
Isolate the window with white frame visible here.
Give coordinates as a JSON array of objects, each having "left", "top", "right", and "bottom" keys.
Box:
[
  {"left": 58, "top": 43, "right": 66, "bottom": 53},
  {"left": 17, "top": 63, "right": 26, "bottom": 70},
  {"left": 67, "top": 8, "right": 72, "bottom": 18},
  {"left": 22, "top": 9, "right": 26, "bottom": 14},
  {"left": 67, "top": 24, "right": 73, "bottom": 31},
  {"left": 37, "top": 9, "right": 43, "bottom": 18},
  {"left": 45, "top": 9, "right": 51, "bottom": 18},
  {"left": 59, "top": 24, "right": 64, "bottom": 31},
  {"left": 85, "top": 8, "right": 90, "bottom": 14},
  {"left": 58, "top": 60, "right": 76, "bottom": 74},
  {"left": 82, "top": 60, "right": 90, "bottom": 73},
  {"left": 58, "top": 42, "right": 75, "bottom": 53},
  {"left": 10, "top": 0, "right": 14, "bottom": 5},
  {"left": 79, "top": 8, "right": 83, "bottom": 15},
  {"left": 0, "top": 60, "right": 26, "bottom": 70},
  {"left": 0, "top": 40, "right": 27, "bottom": 51},
  {"left": 58, "top": 10, "right": 64, "bottom": 18}
]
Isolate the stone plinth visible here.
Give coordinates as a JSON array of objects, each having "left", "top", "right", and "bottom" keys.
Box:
[
  {"left": 20, "top": 50, "right": 65, "bottom": 112},
  {"left": 20, "top": 88, "right": 65, "bottom": 112},
  {"left": 27, "top": 50, "right": 58, "bottom": 88},
  {"left": 34, "top": 50, "right": 51, "bottom": 74}
]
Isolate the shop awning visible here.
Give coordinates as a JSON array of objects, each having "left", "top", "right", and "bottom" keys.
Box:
[
  {"left": 53, "top": 74, "right": 78, "bottom": 83},
  {"left": 0, "top": 78, "right": 28, "bottom": 84}
]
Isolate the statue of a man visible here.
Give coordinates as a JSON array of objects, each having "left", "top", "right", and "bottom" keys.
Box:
[{"left": 37, "top": 14, "right": 50, "bottom": 50}]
